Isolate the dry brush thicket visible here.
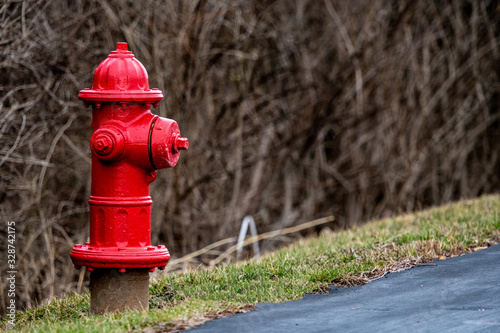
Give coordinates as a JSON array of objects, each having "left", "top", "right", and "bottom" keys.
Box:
[{"left": 1, "top": 0, "right": 499, "bottom": 313}]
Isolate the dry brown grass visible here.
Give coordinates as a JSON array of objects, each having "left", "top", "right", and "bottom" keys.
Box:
[{"left": 1, "top": 0, "right": 499, "bottom": 314}]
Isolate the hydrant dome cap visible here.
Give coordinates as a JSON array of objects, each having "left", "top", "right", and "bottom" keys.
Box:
[{"left": 78, "top": 42, "right": 163, "bottom": 102}]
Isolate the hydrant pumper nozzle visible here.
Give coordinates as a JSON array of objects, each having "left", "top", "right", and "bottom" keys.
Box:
[{"left": 70, "top": 42, "right": 188, "bottom": 275}]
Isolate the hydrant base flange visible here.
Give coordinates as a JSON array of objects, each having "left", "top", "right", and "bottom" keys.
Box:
[
  {"left": 90, "top": 268, "right": 150, "bottom": 314},
  {"left": 70, "top": 244, "right": 170, "bottom": 269}
]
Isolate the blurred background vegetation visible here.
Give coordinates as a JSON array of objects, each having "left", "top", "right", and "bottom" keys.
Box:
[{"left": 0, "top": 0, "right": 499, "bottom": 314}]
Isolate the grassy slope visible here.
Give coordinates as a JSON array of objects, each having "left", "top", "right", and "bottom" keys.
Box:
[{"left": 2, "top": 194, "right": 499, "bottom": 332}]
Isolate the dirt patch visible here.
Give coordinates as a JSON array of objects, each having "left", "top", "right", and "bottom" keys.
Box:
[
  {"left": 332, "top": 240, "right": 499, "bottom": 288},
  {"left": 147, "top": 304, "right": 256, "bottom": 332},
  {"left": 306, "top": 284, "right": 330, "bottom": 295}
]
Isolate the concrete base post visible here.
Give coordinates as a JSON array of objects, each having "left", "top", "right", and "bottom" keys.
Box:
[{"left": 89, "top": 268, "right": 150, "bottom": 314}]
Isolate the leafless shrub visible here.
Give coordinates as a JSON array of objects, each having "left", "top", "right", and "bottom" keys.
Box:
[{"left": 0, "top": 0, "right": 499, "bottom": 313}]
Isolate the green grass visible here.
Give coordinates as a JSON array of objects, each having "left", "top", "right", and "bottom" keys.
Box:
[{"left": 2, "top": 194, "right": 500, "bottom": 332}]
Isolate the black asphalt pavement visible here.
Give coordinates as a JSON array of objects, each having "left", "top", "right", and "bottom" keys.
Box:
[{"left": 190, "top": 244, "right": 500, "bottom": 332}]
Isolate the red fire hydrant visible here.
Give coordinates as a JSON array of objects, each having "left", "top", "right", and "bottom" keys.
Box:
[{"left": 70, "top": 42, "right": 188, "bottom": 313}]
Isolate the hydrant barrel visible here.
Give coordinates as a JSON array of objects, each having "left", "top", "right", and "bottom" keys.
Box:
[{"left": 70, "top": 42, "right": 188, "bottom": 313}]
